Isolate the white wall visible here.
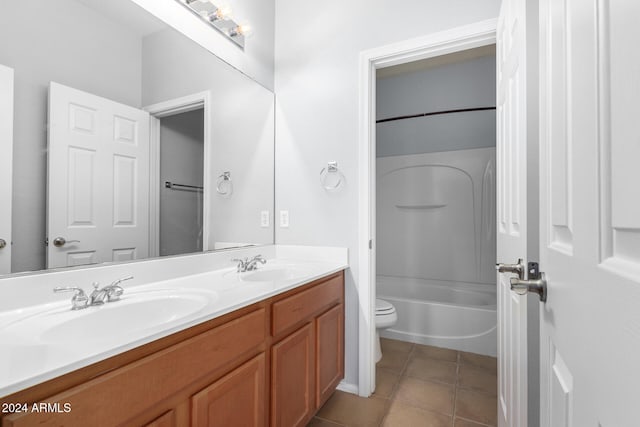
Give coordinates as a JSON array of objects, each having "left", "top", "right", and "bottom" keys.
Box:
[
  {"left": 376, "top": 54, "right": 496, "bottom": 157},
  {"left": 0, "top": 0, "right": 143, "bottom": 273},
  {"left": 274, "top": 0, "right": 501, "bottom": 388},
  {"left": 159, "top": 110, "right": 205, "bottom": 256},
  {"left": 131, "top": 0, "right": 275, "bottom": 90},
  {"left": 142, "top": 29, "right": 275, "bottom": 249}
]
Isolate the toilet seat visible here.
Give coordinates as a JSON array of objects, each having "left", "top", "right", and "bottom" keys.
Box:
[
  {"left": 375, "top": 298, "right": 395, "bottom": 314},
  {"left": 375, "top": 299, "right": 397, "bottom": 329}
]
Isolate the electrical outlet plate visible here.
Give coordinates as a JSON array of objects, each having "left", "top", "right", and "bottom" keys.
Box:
[
  {"left": 260, "top": 211, "right": 269, "bottom": 228},
  {"left": 279, "top": 210, "right": 289, "bottom": 228}
]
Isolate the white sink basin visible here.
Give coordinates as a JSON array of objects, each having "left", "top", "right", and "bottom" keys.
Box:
[{"left": 1, "top": 290, "right": 218, "bottom": 346}]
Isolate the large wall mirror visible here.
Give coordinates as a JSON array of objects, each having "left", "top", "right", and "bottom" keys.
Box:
[{"left": 0, "top": 0, "right": 275, "bottom": 276}]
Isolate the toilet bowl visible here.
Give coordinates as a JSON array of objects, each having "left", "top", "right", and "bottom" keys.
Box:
[{"left": 375, "top": 298, "right": 398, "bottom": 363}]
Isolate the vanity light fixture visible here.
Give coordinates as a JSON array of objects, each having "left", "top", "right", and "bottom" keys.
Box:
[
  {"left": 228, "top": 23, "right": 252, "bottom": 38},
  {"left": 176, "top": 0, "right": 251, "bottom": 49}
]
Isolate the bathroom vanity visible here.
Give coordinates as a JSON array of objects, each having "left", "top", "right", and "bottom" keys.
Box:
[{"left": 0, "top": 247, "right": 347, "bottom": 427}]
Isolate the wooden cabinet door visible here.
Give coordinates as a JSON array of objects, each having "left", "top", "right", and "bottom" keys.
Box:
[
  {"left": 315, "top": 304, "right": 344, "bottom": 408},
  {"left": 271, "top": 323, "right": 314, "bottom": 427},
  {"left": 192, "top": 354, "right": 266, "bottom": 427}
]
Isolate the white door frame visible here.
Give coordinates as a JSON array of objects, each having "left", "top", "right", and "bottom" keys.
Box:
[
  {"left": 0, "top": 64, "right": 14, "bottom": 274},
  {"left": 357, "top": 19, "right": 498, "bottom": 396},
  {"left": 144, "top": 91, "right": 212, "bottom": 257}
]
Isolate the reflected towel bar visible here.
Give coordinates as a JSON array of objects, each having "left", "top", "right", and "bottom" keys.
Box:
[
  {"left": 165, "top": 181, "right": 203, "bottom": 191},
  {"left": 395, "top": 204, "right": 447, "bottom": 210}
]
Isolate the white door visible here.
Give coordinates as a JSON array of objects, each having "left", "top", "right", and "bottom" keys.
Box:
[
  {"left": 539, "top": 1, "right": 640, "bottom": 425},
  {"left": 496, "top": 0, "right": 531, "bottom": 425},
  {"left": 0, "top": 64, "right": 13, "bottom": 274},
  {"left": 47, "top": 82, "right": 150, "bottom": 268}
]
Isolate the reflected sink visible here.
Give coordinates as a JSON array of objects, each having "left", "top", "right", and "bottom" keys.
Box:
[{"left": 1, "top": 290, "right": 218, "bottom": 346}]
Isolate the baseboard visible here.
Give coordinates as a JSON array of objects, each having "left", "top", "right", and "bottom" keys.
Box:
[{"left": 336, "top": 381, "right": 359, "bottom": 395}]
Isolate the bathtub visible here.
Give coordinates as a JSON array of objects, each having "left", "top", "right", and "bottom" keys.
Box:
[{"left": 377, "top": 275, "right": 497, "bottom": 356}]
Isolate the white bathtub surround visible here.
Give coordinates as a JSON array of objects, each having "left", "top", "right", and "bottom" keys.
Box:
[
  {"left": 377, "top": 276, "right": 496, "bottom": 356},
  {"left": 0, "top": 245, "right": 347, "bottom": 397},
  {"left": 376, "top": 147, "right": 496, "bottom": 356},
  {"left": 377, "top": 147, "right": 496, "bottom": 285}
]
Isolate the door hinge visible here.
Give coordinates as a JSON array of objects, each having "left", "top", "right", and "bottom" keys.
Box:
[{"left": 369, "top": 239, "right": 373, "bottom": 250}]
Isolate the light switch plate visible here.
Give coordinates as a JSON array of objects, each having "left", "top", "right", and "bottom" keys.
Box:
[
  {"left": 260, "top": 211, "right": 269, "bottom": 228},
  {"left": 279, "top": 210, "right": 289, "bottom": 228}
]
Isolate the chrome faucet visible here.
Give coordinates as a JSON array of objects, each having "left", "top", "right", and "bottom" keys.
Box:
[
  {"left": 231, "top": 255, "right": 267, "bottom": 272},
  {"left": 54, "top": 275, "right": 133, "bottom": 310},
  {"left": 53, "top": 287, "right": 89, "bottom": 310}
]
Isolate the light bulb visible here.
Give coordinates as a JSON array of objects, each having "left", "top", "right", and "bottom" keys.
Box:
[
  {"left": 229, "top": 23, "right": 253, "bottom": 38},
  {"left": 213, "top": 5, "right": 232, "bottom": 20}
]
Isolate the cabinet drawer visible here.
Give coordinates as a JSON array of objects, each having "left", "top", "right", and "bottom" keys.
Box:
[
  {"left": 272, "top": 274, "right": 343, "bottom": 337},
  {"left": 3, "top": 308, "right": 266, "bottom": 427}
]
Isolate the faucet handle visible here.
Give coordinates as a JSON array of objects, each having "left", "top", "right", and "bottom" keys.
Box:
[
  {"left": 110, "top": 275, "right": 133, "bottom": 287},
  {"left": 106, "top": 285, "right": 124, "bottom": 302},
  {"left": 231, "top": 258, "right": 248, "bottom": 272},
  {"left": 53, "top": 286, "right": 89, "bottom": 310}
]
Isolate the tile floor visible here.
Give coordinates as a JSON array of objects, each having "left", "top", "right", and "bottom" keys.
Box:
[{"left": 308, "top": 338, "right": 498, "bottom": 427}]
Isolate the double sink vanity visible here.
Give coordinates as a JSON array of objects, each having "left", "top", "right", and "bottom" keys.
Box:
[{"left": 0, "top": 246, "right": 348, "bottom": 426}]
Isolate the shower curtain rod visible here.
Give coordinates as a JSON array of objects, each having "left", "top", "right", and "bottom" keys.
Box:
[{"left": 376, "top": 106, "right": 496, "bottom": 124}]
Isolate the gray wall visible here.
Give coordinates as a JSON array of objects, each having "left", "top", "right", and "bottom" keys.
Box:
[
  {"left": 0, "top": 0, "right": 143, "bottom": 273},
  {"left": 376, "top": 54, "right": 496, "bottom": 157},
  {"left": 142, "top": 29, "right": 275, "bottom": 249},
  {"left": 159, "top": 110, "right": 204, "bottom": 256}
]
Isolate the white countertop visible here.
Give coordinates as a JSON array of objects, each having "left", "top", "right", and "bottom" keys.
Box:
[{"left": 0, "top": 246, "right": 348, "bottom": 398}]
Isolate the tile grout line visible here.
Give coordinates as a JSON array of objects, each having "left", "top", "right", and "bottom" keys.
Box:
[
  {"left": 451, "top": 350, "right": 461, "bottom": 427},
  {"left": 455, "top": 415, "right": 495, "bottom": 427}
]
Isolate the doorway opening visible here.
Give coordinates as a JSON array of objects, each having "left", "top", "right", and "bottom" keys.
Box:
[
  {"left": 358, "top": 21, "right": 497, "bottom": 397},
  {"left": 375, "top": 45, "right": 497, "bottom": 353},
  {"left": 158, "top": 108, "right": 205, "bottom": 256},
  {"left": 145, "top": 91, "right": 211, "bottom": 258}
]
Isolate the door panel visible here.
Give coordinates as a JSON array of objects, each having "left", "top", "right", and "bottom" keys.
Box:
[
  {"left": 539, "top": 0, "right": 640, "bottom": 425},
  {"left": 271, "top": 323, "right": 314, "bottom": 427},
  {"left": 191, "top": 354, "right": 266, "bottom": 427},
  {"left": 496, "top": 0, "right": 529, "bottom": 426},
  {"left": 47, "top": 82, "right": 150, "bottom": 268},
  {"left": 0, "top": 64, "right": 13, "bottom": 274}
]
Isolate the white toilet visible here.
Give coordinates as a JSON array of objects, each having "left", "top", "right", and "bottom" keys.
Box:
[{"left": 375, "top": 299, "right": 398, "bottom": 363}]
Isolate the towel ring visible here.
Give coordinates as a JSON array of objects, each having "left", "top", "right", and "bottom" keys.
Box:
[
  {"left": 320, "top": 161, "right": 344, "bottom": 191},
  {"left": 216, "top": 171, "right": 233, "bottom": 196}
]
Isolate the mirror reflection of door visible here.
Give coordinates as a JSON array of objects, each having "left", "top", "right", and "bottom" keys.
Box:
[
  {"left": 47, "top": 82, "right": 151, "bottom": 269},
  {"left": 158, "top": 109, "right": 204, "bottom": 257}
]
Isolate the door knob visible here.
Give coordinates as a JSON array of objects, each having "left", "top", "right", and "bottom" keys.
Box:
[
  {"left": 0, "top": 239, "right": 6, "bottom": 249},
  {"left": 510, "top": 274, "right": 547, "bottom": 302},
  {"left": 496, "top": 258, "right": 525, "bottom": 279},
  {"left": 53, "top": 237, "right": 80, "bottom": 248}
]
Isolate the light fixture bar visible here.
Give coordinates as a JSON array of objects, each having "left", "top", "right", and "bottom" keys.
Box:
[{"left": 176, "top": 0, "right": 248, "bottom": 49}]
